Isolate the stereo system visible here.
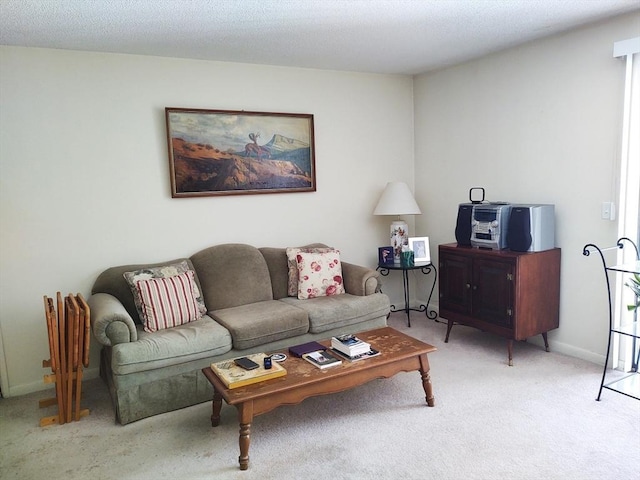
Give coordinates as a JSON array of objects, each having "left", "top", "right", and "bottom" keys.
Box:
[
  {"left": 454, "top": 189, "right": 555, "bottom": 251},
  {"left": 470, "top": 203, "right": 512, "bottom": 250}
]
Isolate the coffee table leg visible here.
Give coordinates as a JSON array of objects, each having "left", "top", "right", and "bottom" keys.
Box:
[
  {"left": 237, "top": 402, "right": 254, "bottom": 470},
  {"left": 211, "top": 388, "right": 222, "bottom": 427},
  {"left": 419, "top": 354, "right": 435, "bottom": 407}
]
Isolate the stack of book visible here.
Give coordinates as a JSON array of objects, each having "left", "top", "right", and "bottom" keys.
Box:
[
  {"left": 302, "top": 350, "right": 342, "bottom": 369},
  {"left": 331, "top": 334, "right": 373, "bottom": 358}
]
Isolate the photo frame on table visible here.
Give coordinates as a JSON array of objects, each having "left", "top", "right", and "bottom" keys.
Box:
[
  {"left": 378, "top": 246, "right": 395, "bottom": 265},
  {"left": 409, "top": 237, "right": 431, "bottom": 263},
  {"left": 165, "top": 108, "right": 315, "bottom": 198}
]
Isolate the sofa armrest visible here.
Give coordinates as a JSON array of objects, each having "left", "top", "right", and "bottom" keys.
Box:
[
  {"left": 88, "top": 293, "right": 138, "bottom": 346},
  {"left": 341, "top": 262, "right": 381, "bottom": 296}
]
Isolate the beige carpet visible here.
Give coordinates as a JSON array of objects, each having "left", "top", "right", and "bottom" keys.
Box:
[{"left": 1, "top": 312, "right": 639, "bottom": 480}]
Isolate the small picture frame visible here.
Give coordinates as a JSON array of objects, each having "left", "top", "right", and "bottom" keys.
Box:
[
  {"left": 409, "top": 237, "right": 431, "bottom": 263},
  {"left": 378, "top": 246, "right": 394, "bottom": 265}
]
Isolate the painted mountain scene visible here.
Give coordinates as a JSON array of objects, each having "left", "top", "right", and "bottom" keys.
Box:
[{"left": 166, "top": 110, "right": 315, "bottom": 197}]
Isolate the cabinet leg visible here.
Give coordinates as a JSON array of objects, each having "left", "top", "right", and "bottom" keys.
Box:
[
  {"left": 507, "top": 340, "right": 513, "bottom": 366},
  {"left": 542, "top": 332, "right": 550, "bottom": 352},
  {"left": 445, "top": 320, "right": 453, "bottom": 343}
]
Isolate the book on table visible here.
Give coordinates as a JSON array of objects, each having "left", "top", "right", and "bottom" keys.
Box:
[
  {"left": 288, "top": 341, "right": 327, "bottom": 358},
  {"left": 210, "top": 353, "right": 286, "bottom": 389},
  {"left": 302, "top": 350, "right": 342, "bottom": 369},
  {"left": 331, "top": 347, "right": 381, "bottom": 362},
  {"left": 331, "top": 334, "right": 371, "bottom": 357}
]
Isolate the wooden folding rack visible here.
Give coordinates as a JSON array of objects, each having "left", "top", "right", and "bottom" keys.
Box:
[{"left": 40, "top": 292, "right": 91, "bottom": 426}]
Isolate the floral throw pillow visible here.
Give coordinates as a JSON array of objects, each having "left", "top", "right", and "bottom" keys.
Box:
[
  {"left": 296, "top": 250, "right": 345, "bottom": 300},
  {"left": 135, "top": 270, "right": 203, "bottom": 332},
  {"left": 123, "top": 261, "right": 206, "bottom": 322},
  {"left": 286, "top": 247, "right": 336, "bottom": 296}
]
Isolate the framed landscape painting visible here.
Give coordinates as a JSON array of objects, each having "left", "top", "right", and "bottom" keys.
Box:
[{"left": 165, "top": 108, "right": 316, "bottom": 197}]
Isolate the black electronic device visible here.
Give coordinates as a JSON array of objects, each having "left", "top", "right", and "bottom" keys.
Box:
[
  {"left": 455, "top": 187, "right": 486, "bottom": 246},
  {"left": 508, "top": 207, "right": 532, "bottom": 252},
  {"left": 455, "top": 204, "right": 474, "bottom": 246},
  {"left": 234, "top": 357, "right": 260, "bottom": 370},
  {"left": 263, "top": 356, "right": 272, "bottom": 369}
]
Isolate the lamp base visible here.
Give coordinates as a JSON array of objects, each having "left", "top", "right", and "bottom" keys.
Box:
[{"left": 390, "top": 220, "right": 409, "bottom": 264}]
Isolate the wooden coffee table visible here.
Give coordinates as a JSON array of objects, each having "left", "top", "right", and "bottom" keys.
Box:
[{"left": 201, "top": 326, "right": 437, "bottom": 470}]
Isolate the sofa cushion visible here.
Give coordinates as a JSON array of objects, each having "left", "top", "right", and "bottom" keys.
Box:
[
  {"left": 135, "top": 270, "right": 203, "bottom": 332},
  {"left": 111, "top": 315, "right": 232, "bottom": 375},
  {"left": 190, "top": 244, "right": 273, "bottom": 311},
  {"left": 211, "top": 300, "right": 309, "bottom": 349},
  {"left": 296, "top": 250, "right": 345, "bottom": 299},
  {"left": 280, "top": 293, "right": 390, "bottom": 333}
]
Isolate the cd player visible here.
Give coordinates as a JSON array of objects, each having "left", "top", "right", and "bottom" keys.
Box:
[{"left": 470, "top": 203, "right": 511, "bottom": 250}]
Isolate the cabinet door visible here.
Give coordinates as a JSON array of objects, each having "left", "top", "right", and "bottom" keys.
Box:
[
  {"left": 472, "top": 258, "right": 514, "bottom": 327},
  {"left": 439, "top": 252, "right": 473, "bottom": 315}
]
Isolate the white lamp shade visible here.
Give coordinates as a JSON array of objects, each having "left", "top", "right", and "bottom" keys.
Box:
[{"left": 373, "top": 181, "right": 421, "bottom": 215}]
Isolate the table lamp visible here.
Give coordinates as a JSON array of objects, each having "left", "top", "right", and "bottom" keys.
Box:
[{"left": 373, "top": 181, "right": 421, "bottom": 263}]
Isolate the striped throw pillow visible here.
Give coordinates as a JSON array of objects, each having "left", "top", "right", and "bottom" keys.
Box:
[
  {"left": 135, "top": 270, "right": 203, "bottom": 332},
  {"left": 123, "top": 261, "right": 206, "bottom": 322}
]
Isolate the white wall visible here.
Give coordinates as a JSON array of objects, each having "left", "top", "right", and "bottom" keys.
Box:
[
  {"left": 0, "top": 47, "right": 414, "bottom": 396},
  {"left": 413, "top": 13, "right": 640, "bottom": 363}
]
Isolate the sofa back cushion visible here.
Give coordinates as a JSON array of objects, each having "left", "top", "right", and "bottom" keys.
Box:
[
  {"left": 92, "top": 257, "right": 202, "bottom": 325},
  {"left": 190, "top": 243, "right": 273, "bottom": 310}
]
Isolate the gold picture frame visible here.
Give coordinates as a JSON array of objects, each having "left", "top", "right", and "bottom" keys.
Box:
[{"left": 165, "top": 108, "right": 316, "bottom": 197}]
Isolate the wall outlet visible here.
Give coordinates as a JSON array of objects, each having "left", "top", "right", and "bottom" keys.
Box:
[{"left": 601, "top": 201, "right": 616, "bottom": 220}]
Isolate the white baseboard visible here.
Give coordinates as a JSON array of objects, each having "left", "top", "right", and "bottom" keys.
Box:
[
  {"left": 528, "top": 337, "right": 605, "bottom": 366},
  {"left": 410, "top": 297, "right": 607, "bottom": 367},
  {"left": 3, "top": 366, "right": 100, "bottom": 398}
]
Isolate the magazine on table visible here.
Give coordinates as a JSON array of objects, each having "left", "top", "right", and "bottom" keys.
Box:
[{"left": 302, "top": 350, "right": 342, "bottom": 369}]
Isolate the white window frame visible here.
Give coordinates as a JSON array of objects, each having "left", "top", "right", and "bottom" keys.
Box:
[{"left": 613, "top": 37, "right": 640, "bottom": 372}]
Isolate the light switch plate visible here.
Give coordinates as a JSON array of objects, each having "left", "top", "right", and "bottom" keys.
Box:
[{"left": 601, "top": 201, "right": 616, "bottom": 220}]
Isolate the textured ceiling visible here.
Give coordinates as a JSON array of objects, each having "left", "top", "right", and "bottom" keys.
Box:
[{"left": 1, "top": 0, "right": 639, "bottom": 75}]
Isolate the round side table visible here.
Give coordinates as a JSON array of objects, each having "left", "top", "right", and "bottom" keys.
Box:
[{"left": 377, "top": 261, "right": 437, "bottom": 327}]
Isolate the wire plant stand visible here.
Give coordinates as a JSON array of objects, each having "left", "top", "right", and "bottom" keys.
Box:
[{"left": 583, "top": 237, "right": 640, "bottom": 401}]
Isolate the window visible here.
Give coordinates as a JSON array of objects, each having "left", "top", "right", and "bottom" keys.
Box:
[{"left": 613, "top": 37, "right": 640, "bottom": 372}]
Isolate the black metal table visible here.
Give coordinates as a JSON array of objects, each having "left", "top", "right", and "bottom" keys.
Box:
[{"left": 377, "top": 261, "right": 437, "bottom": 327}]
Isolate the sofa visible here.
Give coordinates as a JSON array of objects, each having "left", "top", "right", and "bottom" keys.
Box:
[{"left": 88, "top": 243, "right": 390, "bottom": 424}]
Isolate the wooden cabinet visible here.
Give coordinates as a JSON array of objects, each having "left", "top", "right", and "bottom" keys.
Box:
[{"left": 438, "top": 243, "right": 561, "bottom": 365}]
